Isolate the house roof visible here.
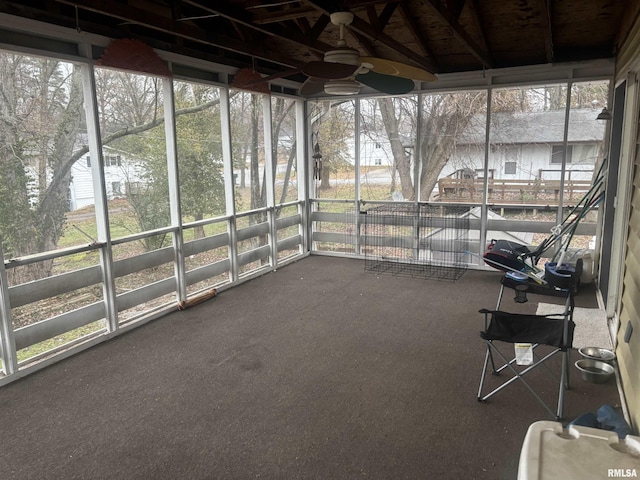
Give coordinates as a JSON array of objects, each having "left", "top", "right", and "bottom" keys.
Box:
[{"left": 460, "top": 109, "right": 605, "bottom": 145}]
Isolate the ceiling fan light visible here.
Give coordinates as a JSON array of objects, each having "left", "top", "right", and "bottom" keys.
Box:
[
  {"left": 324, "top": 48, "right": 360, "bottom": 66},
  {"left": 330, "top": 12, "right": 354, "bottom": 26},
  {"left": 324, "top": 79, "right": 360, "bottom": 95}
]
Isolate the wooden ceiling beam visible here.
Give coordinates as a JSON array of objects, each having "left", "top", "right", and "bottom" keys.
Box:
[
  {"left": 359, "top": 2, "right": 399, "bottom": 56},
  {"left": 423, "top": 0, "right": 493, "bottom": 69},
  {"left": 376, "top": 2, "right": 399, "bottom": 31},
  {"left": 252, "top": 6, "right": 318, "bottom": 25},
  {"left": 309, "top": 14, "right": 331, "bottom": 44},
  {"left": 448, "top": 0, "right": 467, "bottom": 23},
  {"left": 182, "top": 0, "right": 336, "bottom": 53},
  {"left": 367, "top": 2, "right": 398, "bottom": 33},
  {"left": 399, "top": 1, "right": 439, "bottom": 71},
  {"left": 466, "top": 0, "right": 491, "bottom": 64},
  {"left": 365, "top": 5, "right": 378, "bottom": 26},
  {"left": 55, "top": 0, "right": 306, "bottom": 69},
  {"left": 350, "top": 28, "right": 378, "bottom": 57},
  {"left": 305, "top": 0, "right": 437, "bottom": 72},
  {"left": 536, "top": 0, "right": 555, "bottom": 63}
]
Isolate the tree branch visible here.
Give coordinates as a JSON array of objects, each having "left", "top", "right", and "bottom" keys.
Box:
[{"left": 39, "top": 94, "right": 223, "bottom": 209}]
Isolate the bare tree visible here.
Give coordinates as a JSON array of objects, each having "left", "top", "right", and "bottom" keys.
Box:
[
  {"left": 378, "top": 92, "right": 486, "bottom": 201},
  {"left": 0, "top": 57, "right": 225, "bottom": 282}
]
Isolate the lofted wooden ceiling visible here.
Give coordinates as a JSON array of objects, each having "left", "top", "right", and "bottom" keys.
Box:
[{"left": 0, "top": 1, "right": 633, "bottom": 85}]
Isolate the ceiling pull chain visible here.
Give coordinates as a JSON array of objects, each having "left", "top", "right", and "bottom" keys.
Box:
[{"left": 75, "top": 5, "right": 82, "bottom": 33}]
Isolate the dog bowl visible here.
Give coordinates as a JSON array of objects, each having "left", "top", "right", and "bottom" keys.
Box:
[
  {"left": 575, "top": 359, "right": 615, "bottom": 384},
  {"left": 578, "top": 346, "right": 616, "bottom": 363}
]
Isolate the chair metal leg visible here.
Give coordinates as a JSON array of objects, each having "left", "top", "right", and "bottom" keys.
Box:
[
  {"left": 479, "top": 342, "right": 562, "bottom": 419},
  {"left": 564, "top": 348, "right": 571, "bottom": 389},
  {"left": 478, "top": 348, "right": 491, "bottom": 400},
  {"left": 556, "top": 349, "right": 571, "bottom": 420},
  {"left": 478, "top": 296, "right": 575, "bottom": 420}
]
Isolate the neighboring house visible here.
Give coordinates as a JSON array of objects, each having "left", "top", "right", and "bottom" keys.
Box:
[
  {"left": 357, "top": 108, "right": 604, "bottom": 182},
  {"left": 441, "top": 108, "right": 604, "bottom": 182},
  {"left": 69, "top": 145, "right": 145, "bottom": 211}
]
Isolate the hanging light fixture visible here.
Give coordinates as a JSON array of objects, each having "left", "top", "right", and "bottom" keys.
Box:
[{"left": 596, "top": 107, "right": 612, "bottom": 122}]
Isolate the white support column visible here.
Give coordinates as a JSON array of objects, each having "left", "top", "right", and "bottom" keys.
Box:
[
  {"left": 262, "top": 95, "right": 277, "bottom": 268},
  {"left": 479, "top": 88, "right": 493, "bottom": 266},
  {"left": 558, "top": 81, "right": 574, "bottom": 226},
  {"left": 0, "top": 240, "right": 18, "bottom": 376},
  {"left": 220, "top": 88, "right": 239, "bottom": 282},
  {"left": 609, "top": 73, "right": 639, "bottom": 318},
  {"left": 414, "top": 95, "right": 424, "bottom": 260},
  {"left": 415, "top": 94, "right": 423, "bottom": 202},
  {"left": 81, "top": 60, "right": 118, "bottom": 332},
  {"left": 354, "top": 98, "right": 362, "bottom": 255},
  {"left": 308, "top": 102, "right": 318, "bottom": 252},
  {"left": 163, "top": 77, "right": 187, "bottom": 302},
  {"left": 296, "top": 100, "right": 309, "bottom": 253}
]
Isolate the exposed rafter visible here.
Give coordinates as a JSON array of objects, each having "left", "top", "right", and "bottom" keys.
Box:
[
  {"left": 0, "top": 0, "right": 623, "bottom": 84},
  {"left": 423, "top": 0, "right": 493, "bottom": 69},
  {"left": 252, "top": 6, "right": 318, "bottom": 25},
  {"left": 447, "top": 0, "right": 467, "bottom": 23},
  {"left": 305, "top": 0, "right": 437, "bottom": 72},
  {"left": 181, "top": 0, "right": 335, "bottom": 55},
  {"left": 372, "top": 2, "right": 399, "bottom": 30},
  {"left": 56, "top": 0, "right": 306, "bottom": 69},
  {"left": 399, "top": 1, "right": 439, "bottom": 71},
  {"left": 308, "top": 14, "right": 331, "bottom": 44},
  {"left": 536, "top": 0, "right": 555, "bottom": 63},
  {"left": 466, "top": 0, "right": 491, "bottom": 66}
]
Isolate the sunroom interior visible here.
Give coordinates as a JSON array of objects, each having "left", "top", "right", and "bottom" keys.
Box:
[{"left": 1, "top": 1, "right": 640, "bottom": 478}]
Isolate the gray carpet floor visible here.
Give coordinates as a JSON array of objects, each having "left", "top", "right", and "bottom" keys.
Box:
[
  {"left": 537, "top": 302, "right": 612, "bottom": 349},
  {"left": 0, "top": 256, "right": 621, "bottom": 479}
]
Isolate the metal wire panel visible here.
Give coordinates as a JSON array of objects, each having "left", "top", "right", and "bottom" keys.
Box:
[{"left": 362, "top": 204, "right": 470, "bottom": 282}]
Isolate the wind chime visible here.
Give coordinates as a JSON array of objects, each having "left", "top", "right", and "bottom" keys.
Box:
[{"left": 312, "top": 131, "right": 323, "bottom": 180}]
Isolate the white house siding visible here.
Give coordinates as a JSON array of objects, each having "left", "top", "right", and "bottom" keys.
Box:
[
  {"left": 351, "top": 109, "right": 602, "bottom": 183},
  {"left": 69, "top": 158, "right": 95, "bottom": 210},
  {"left": 359, "top": 140, "right": 395, "bottom": 168},
  {"left": 69, "top": 151, "right": 145, "bottom": 211},
  {"left": 438, "top": 142, "right": 598, "bottom": 182}
]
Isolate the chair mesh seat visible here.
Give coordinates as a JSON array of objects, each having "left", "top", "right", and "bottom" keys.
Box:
[{"left": 480, "top": 310, "right": 575, "bottom": 348}]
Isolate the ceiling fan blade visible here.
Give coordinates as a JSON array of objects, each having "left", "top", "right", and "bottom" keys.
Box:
[
  {"left": 360, "top": 57, "right": 436, "bottom": 82},
  {"left": 302, "top": 61, "right": 360, "bottom": 80},
  {"left": 356, "top": 71, "right": 415, "bottom": 95},
  {"left": 299, "top": 77, "right": 326, "bottom": 96},
  {"left": 231, "top": 67, "right": 302, "bottom": 93}
]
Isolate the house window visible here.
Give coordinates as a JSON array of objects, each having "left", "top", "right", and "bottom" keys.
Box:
[
  {"left": 112, "top": 182, "right": 121, "bottom": 195},
  {"left": 551, "top": 145, "right": 573, "bottom": 164},
  {"left": 374, "top": 158, "right": 382, "bottom": 166},
  {"left": 86, "top": 156, "right": 91, "bottom": 167},
  {"left": 504, "top": 162, "right": 517, "bottom": 174},
  {"left": 105, "top": 155, "right": 122, "bottom": 167}
]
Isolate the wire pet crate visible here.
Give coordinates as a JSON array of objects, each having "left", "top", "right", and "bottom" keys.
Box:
[{"left": 362, "top": 203, "right": 470, "bottom": 281}]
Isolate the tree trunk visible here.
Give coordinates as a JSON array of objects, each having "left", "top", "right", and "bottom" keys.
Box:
[
  {"left": 378, "top": 97, "right": 414, "bottom": 200},
  {"left": 250, "top": 96, "right": 262, "bottom": 210}
]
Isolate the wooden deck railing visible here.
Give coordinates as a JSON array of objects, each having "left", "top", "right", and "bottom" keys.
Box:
[{"left": 437, "top": 178, "right": 593, "bottom": 204}]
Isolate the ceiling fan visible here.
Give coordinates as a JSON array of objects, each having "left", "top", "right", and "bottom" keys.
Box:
[{"left": 232, "top": 11, "right": 436, "bottom": 96}]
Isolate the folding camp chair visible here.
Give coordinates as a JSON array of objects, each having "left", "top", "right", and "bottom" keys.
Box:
[{"left": 477, "top": 292, "right": 575, "bottom": 420}]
